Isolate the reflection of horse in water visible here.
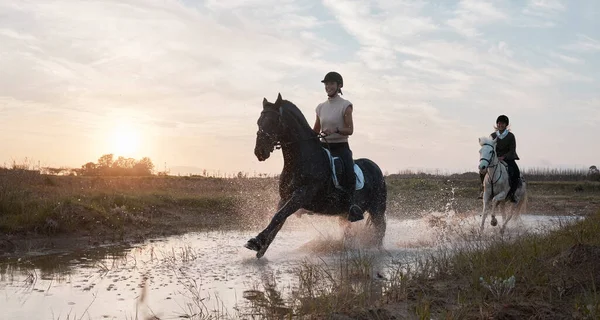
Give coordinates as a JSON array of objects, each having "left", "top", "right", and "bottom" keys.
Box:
[
  {"left": 245, "top": 93, "right": 387, "bottom": 258},
  {"left": 478, "top": 136, "right": 528, "bottom": 233}
]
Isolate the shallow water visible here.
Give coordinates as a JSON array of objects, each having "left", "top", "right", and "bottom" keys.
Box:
[{"left": 0, "top": 213, "right": 580, "bottom": 319}]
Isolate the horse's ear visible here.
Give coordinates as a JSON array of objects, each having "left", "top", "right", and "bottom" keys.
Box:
[
  {"left": 275, "top": 93, "right": 283, "bottom": 106},
  {"left": 263, "top": 97, "right": 268, "bottom": 107}
]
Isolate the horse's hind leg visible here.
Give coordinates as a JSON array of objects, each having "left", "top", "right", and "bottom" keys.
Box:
[{"left": 367, "top": 208, "right": 386, "bottom": 249}]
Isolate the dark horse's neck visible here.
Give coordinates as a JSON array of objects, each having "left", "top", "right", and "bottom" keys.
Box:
[{"left": 278, "top": 101, "right": 322, "bottom": 169}]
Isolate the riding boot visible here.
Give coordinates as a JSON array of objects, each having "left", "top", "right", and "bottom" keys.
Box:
[
  {"left": 341, "top": 149, "right": 363, "bottom": 222},
  {"left": 347, "top": 189, "right": 363, "bottom": 222}
]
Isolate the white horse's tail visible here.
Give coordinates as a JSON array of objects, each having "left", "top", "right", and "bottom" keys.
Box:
[{"left": 515, "top": 184, "right": 528, "bottom": 218}]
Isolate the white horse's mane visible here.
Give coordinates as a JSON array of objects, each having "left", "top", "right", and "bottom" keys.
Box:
[{"left": 478, "top": 136, "right": 496, "bottom": 146}]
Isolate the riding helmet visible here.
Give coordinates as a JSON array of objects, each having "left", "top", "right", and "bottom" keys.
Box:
[
  {"left": 321, "top": 71, "right": 343, "bottom": 87},
  {"left": 496, "top": 115, "right": 509, "bottom": 125}
]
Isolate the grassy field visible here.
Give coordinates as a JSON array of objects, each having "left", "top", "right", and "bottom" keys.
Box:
[
  {"left": 1, "top": 169, "right": 599, "bottom": 254},
  {"left": 1, "top": 168, "right": 600, "bottom": 318}
]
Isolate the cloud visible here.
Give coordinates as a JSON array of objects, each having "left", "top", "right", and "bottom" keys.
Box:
[
  {"left": 0, "top": 0, "right": 598, "bottom": 173},
  {"left": 447, "top": 0, "right": 507, "bottom": 37},
  {"left": 564, "top": 34, "right": 600, "bottom": 52},
  {"left": 550, "top": 52, "right": 585, "bottom": 64}
]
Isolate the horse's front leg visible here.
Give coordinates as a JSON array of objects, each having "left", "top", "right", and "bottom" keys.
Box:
[
  {"left": 480, "top": 187, "right": 492, "bottom": 232},
  {"left": 489, "top": 189, "right": 508, "bottom": 227},
  {"left": 245, "top": 187, "right": 313, "bottom": 258}
]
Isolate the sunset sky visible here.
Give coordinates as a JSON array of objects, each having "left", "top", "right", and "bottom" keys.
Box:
[{"left": 1, "top": 0, "right": 599, "bottom": 175}]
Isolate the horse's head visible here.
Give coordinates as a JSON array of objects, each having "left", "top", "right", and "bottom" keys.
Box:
[
  {"left": 255, "top": 93, "right": 284, "bottom": 161},
  {"left": 478, "top": 136, "right": 497, "bottom": 171}
]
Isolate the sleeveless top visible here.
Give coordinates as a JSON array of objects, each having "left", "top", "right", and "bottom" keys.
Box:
[{"left": 316, "top": 95, "right": 352, "bottom": 143}]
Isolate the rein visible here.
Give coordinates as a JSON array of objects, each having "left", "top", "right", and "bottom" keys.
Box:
[
  {"left": 259, "top": 108, "right": 323, "bottom": 150},
  {"left": 481, "top": 143, "right": 505, "bottom": 196}
]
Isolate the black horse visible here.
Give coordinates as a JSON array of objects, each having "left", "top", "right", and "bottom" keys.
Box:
[{"left": 244, "top": 93, "right": 387, "bottom": 258}]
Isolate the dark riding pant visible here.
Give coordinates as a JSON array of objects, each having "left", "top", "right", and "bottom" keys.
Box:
[
  {"left": 505, "top": 159, "right": 520, "bottom": 195},
  {"left": 321, "top": 142, "right": 355, "bottom": 208}
]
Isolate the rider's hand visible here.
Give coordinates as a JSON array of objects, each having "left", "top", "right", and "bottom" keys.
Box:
[
  {"left": 498, "top": 156, "right": 505, "bottom": 161},
  {"left": 321, "top": 128, "right": 333, "bottom": 136}
]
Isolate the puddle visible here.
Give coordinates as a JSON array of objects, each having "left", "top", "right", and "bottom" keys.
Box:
[{"left": 0, "top": 213, "right": 580, "bottom": 319}]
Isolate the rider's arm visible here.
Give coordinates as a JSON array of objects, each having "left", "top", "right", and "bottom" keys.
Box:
[
  {"left": 313, "top": 114, "right": 321, "bottom": 134},
  {"left": 337, "top": 105, "right": 354, "bottom": 136}
]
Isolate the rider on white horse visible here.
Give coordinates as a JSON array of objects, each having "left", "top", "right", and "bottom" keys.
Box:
[{"left": 478, "top": 115, "right": 521, "bottom": 202}]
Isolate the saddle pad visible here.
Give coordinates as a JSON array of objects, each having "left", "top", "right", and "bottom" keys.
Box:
[{"left": 323, "top": 148, "right": 365, "bottom": 190}]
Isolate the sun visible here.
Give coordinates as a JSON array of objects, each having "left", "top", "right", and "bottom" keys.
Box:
[{"left": 110, "top": 121, "right": 141, "bottom": 157}]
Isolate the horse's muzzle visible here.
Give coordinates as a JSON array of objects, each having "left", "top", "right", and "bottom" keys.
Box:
[{"left": 254, "top": 146, "right": 271, "bottom": 161}]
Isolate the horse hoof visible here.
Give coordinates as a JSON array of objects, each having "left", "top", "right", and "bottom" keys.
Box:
[{"left": 244, "top": 238, "right": 261, "bottom": 252}]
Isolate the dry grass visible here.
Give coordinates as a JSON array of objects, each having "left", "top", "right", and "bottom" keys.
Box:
[
  {"left": 2, "top": 165, "right": 600, "bottom": 319},
  {"left": 232, "top": 211, "right": 600, "bottom": 319}
]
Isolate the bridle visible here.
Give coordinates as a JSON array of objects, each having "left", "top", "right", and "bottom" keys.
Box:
[
  {"left": 480, "top": 143, "right": 504, "bottom": 193},
  {"left": 480, "top": 143, "right": 497, "bottom": 169},
  {"left": 257, "top": 108, "right": 322, "bottom": 150}
]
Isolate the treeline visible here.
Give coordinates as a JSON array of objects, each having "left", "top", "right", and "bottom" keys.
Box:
[
  {"left": 389, "top": 166, "right": 600, "bottom": 182},
  {"left": 79, "top": 154, "right": 155, "bottom": 176}
]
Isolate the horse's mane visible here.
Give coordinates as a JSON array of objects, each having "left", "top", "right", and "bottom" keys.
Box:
[
  {"left": 479, "top": 136, "right": 496, "bottom": 146},
  {"left": 280, "top": 100, "right": 318, "bottom": 139}
]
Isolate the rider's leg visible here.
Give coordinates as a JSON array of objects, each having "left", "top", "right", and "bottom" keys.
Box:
[
  {"left": 339, "top": 143, "right": 363, "bottom": 222},
  {"left": 506, "top": 160, "right": 519, "bottom": 202}
]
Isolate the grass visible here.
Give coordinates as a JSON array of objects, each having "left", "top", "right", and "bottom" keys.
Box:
[
  {"left": 232, "top": 211, "right": 600, "bottom": 319},
  {"left": 0, "top": 173, "right": 243, "bottom": 238},
  {"left": 1, "top": 166, "right": 599, "bottom": 247},
  {"left": 2, "top": 165, "right": 600, "bottom": 318}
]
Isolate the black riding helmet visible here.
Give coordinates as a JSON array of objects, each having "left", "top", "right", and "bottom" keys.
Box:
[
  {"left": 496, "top": 115, "right": 509, "bottom": 125},
  {"left": 321, "top": 71, "right": 343, "bottom": 94}
]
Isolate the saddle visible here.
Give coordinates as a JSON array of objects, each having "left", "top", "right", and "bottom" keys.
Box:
[{"left": 322, "top": 148, "right": 364, "bottom": 191}]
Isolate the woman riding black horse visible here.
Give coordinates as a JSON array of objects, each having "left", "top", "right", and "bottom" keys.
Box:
[
  {"left": 312, "top": 71, "right": 363, "bottom": 222},
  {"left": 246, "top": 92, "right": 387, "bottom": 258}
]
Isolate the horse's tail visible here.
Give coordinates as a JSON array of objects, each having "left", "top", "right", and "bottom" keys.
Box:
[
  {"left": 361, "top": 159, "right": 387, "bottom": 247},
  {"left": 516, "top": 183, "right": 528, "bottom": 217}
]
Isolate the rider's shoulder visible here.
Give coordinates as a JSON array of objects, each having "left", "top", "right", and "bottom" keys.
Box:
[{"left": 338, "top": 96, "right": 353, "bottom": 107}]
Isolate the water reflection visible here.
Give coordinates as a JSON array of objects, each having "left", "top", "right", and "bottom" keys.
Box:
[{"left": 0, "top": 214, "right": 579, "bottom": 319}]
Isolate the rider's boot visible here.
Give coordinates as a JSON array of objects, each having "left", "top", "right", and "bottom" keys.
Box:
[
  {"left": 506, "top": 184, "right": 517, "bottom": 203},
  {"left": 347, "top": 190, "right": 364, "bottom": 222}
]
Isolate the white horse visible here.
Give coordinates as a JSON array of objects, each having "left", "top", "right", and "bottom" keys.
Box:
[{"left": 478, "top": 136, "right": 528, "bottom": 234}]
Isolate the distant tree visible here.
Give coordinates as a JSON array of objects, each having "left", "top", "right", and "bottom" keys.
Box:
[
  {"left": 80, "top": 162, "right": 98, "bottom": 176},
  {"left": 79, "top": 154, "right": 155, "bottom": 176},
  {"left": 589, "top": 165, "right": 600, "bottom": 181},
  {"left": 133, "top": 157, "right": 154, "bottom": 176},
  {"left": 97, "top": 154, "right": 114, "bottom": 175},
  {"left": 113, "top": 156, "right": 136, "bottom": 169}
]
